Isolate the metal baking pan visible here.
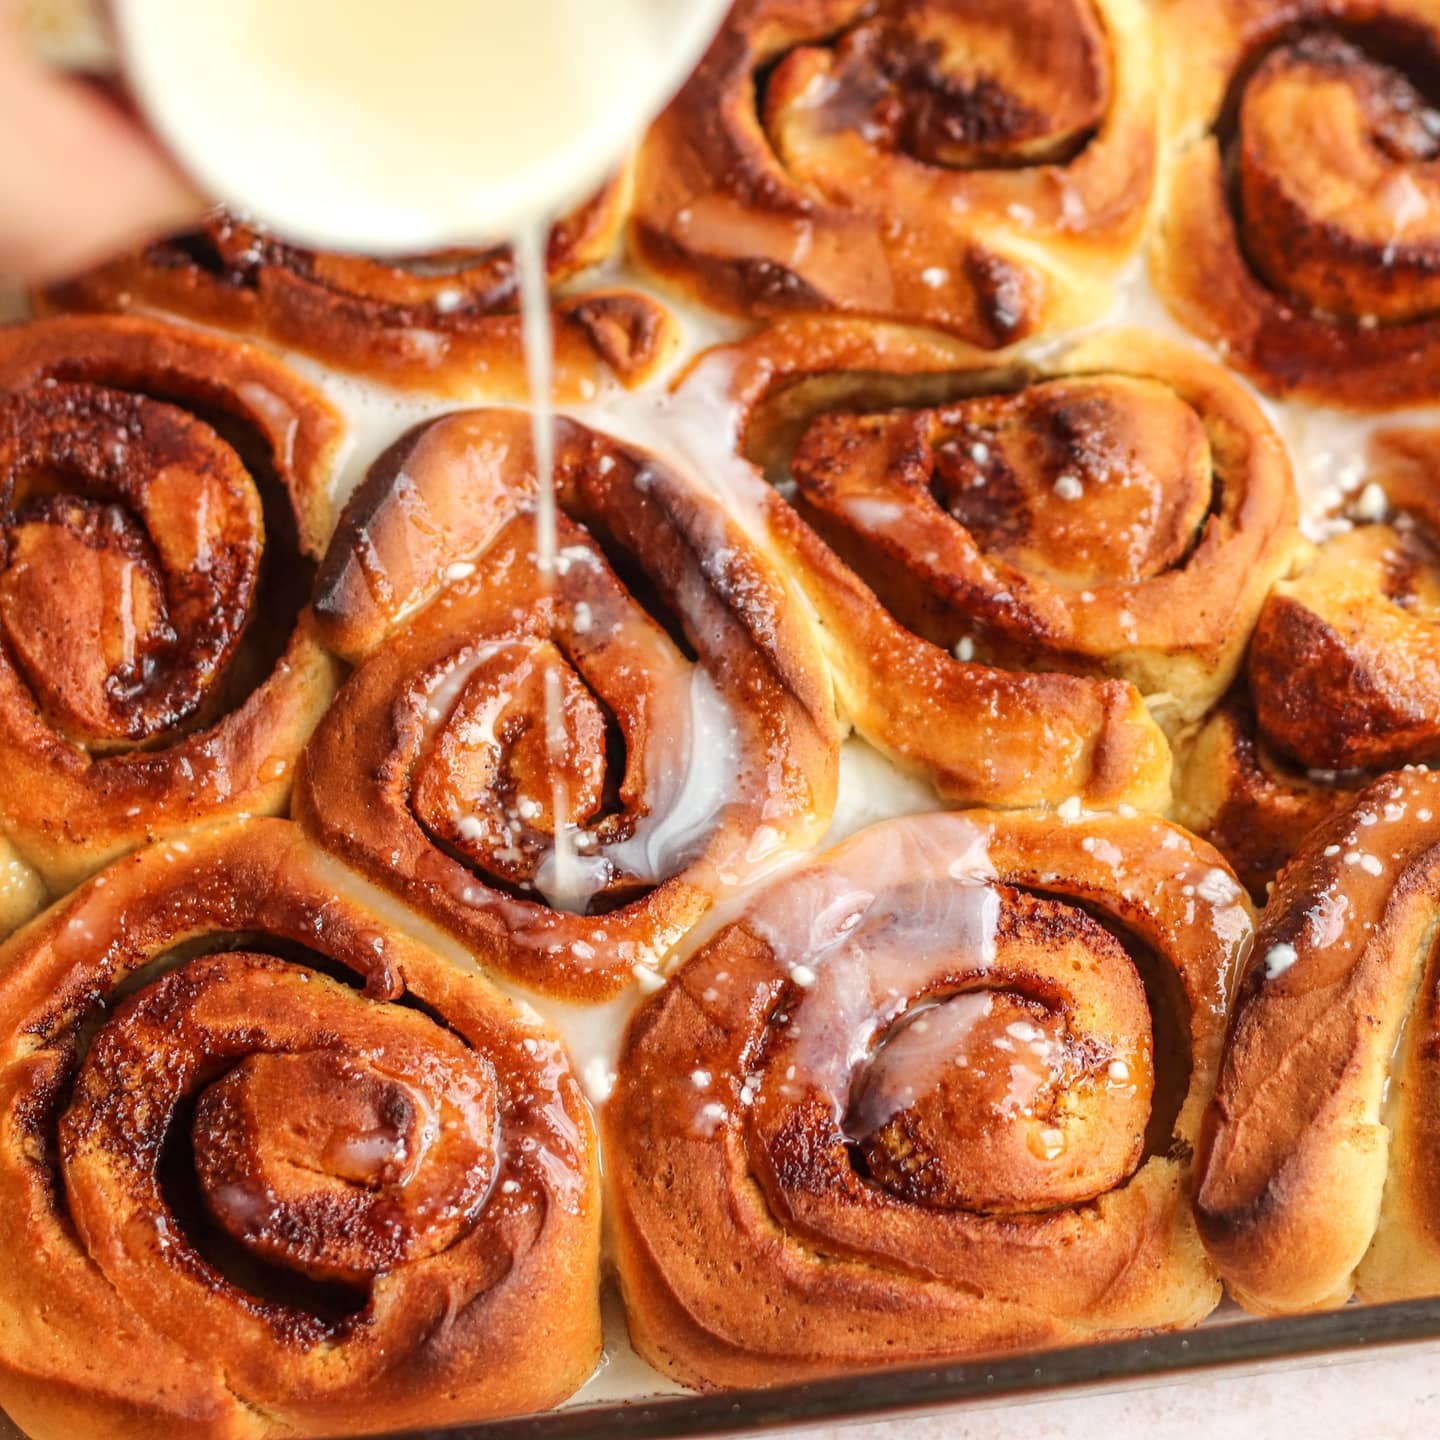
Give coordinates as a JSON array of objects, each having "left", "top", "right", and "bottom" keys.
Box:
[
  {"left": 4, "top": 1292, "right": 1439, "bottom": 1438},
  {"left": 381, "top": 1297, "right": 1440, "bottom": 1439}
]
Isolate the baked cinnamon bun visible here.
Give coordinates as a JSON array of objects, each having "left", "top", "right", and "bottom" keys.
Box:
[
  {"left": 0, "top": 819, "right": 600, "bottom": 1439},
  {"left": 296, "top": 408, "right": 840, "bottom": 999},
  {"left": 47, "top": 184, "right": 677, "bottom": 399},
  {"left": 0, "top": 315, "right": 342, "bottom": 936},
  {"left": 678, "top": 318, "right": 1299, "bottom": 810},
  {"left": 608, "top": 808, "right": 1248, "bottom": 1387},
  {"left": 1197, "top": 769, "right": 1440, "bottom": 1312},
  {"left": 634, "top": 0, "right": 1157, "bottom": 348},
  {"left": 1155, "top": 0, "right": 1440, "bottom": 408},
  {"left": 1177, "top": 425, "right": 1440, "bottom": 892}
]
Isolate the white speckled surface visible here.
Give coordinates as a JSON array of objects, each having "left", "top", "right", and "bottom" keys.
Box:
[{"left": 767, "top": 1348, "right": 1440, "bottom": 1440}]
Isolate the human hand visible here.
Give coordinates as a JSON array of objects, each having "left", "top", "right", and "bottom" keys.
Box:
[{"left": 0, "top": 3, "right": 202, "bottom": 283}]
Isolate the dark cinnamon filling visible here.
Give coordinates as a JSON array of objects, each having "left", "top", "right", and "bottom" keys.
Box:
[{"left": 0, "top": 367, "right": 313, "bottom": 753}]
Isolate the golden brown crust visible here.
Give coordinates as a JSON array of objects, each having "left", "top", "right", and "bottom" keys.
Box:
[
  {"left": 1173, "top": 695, "right": 1361, "bottom": 899},
  {"left": 0, "top": 315, "right": 343, "bottom": 922},
  {"left": 679, "top": 317, "right": 1302, "bottom": 809},
  {"left": 1154, "top": 0, "right": 1440, "bottom": 409},
  {"left": 1249, "top": 427, "right": 1440, "bottom": 770},
  {"left": 1178, "top": 424, "right": 1440, "bottom": 894},
  {"left": 632, "top": 0, "right": 1157, "bottom": 347},
  {"left": 295, "top": 409, "right": 840, "bottom": 999},
  {"left": 1196, "top": 769, "right": 1440, "bottom": 1312},
  {"left": 607, "top": 809, "right": 1247, "bottom": 1388},
  {"left": 1250, "top": 527, "right": 1440, "bottom": 768},
  {"left": 45, "top": 185, "right": 678, "bottom": 399},
  {"left": 0, "top": 819, "right": 601, "bottom": 1440}
]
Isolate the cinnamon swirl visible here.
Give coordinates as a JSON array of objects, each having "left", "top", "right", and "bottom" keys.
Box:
[
  {"left": 296, "top": 408, "right": 840, "bottom": 999},
  {"left": 0, "top": 819, "right": 600, "bottom": 1439},
  {"left": 1155, "top": 0, "right": 1440, "bottom": 408},
  {"left": 608, "top": 808, "right": 1248, "bottom": 1387},
  {"left": 680, "top": 318, "right": 1299, "bottom": 809},
  {"left": 47, "top": 184, "right": 677, "bottom": 399},
  {"left": 633, "top": 0, "right": 1157, "bottom": 348},
  {"left": 1197, "top": 769, "right": 1440, "bottom": 1311},
  {"left": 0, "top": 315, "right": 342, "bottom": 929}
]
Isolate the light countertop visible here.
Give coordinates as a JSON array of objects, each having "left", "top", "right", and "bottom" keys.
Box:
[{"left": 773, "top": 1346, "right": 1440, "bottom": 1440}]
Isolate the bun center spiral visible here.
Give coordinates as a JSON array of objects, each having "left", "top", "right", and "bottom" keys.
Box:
[
  {"left": 0, "top": 383, "right": 266, "bottom": 747},
  {"left": 765, "top": 0, "right": 1111, "bottom": 173},
  {"left": 60, "top": 950, "right": 503, "bottom": 1310},
  {"left": 189, "top": 1007, "right": 498, "bottom": 1286},
  {"left": 1238, "top": 33, "right": 1440, "bottom": 325},
  {"left": 398, "top": 520, "right": 719, "bottom": 915},
  {"left": 799, "top": 374, "right": 1213, "bottom": 597},
  {"left": 844, "top": 893, "right": 1152, "bottom": 1213},
  {"left": 746, "top": 871, "right": 1160, "bottom": 1242}
]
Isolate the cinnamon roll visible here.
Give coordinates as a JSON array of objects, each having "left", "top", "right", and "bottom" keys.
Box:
[
  {"left": 47, "top": 184, "right": 677, "bottom": 399},
  {"left": 608, "top": 809, "right": 1249, "bottom": 1388},
  {"left": 295, "top": 409, "right": 840, "bottom": 999},
  {"left": 681, "top": 317, "right": 1300, "bottom": 809},
  {"left": 1155, "top": 0, "right": 1440, "bottom": 408},
  {"left": 0, "top": 819, "right": 600, "bottom": 1439},
  {"left": 1197, "top": 769, "right": 1440, "bottom": 1312},
  {"left": 0, "top": 315, "right": 342, "bottom": 930},
  {"left": 1178, "top": 425, "right": 1440, "bottom": 892},
  {"left": 634, "top": 0, "right": 1157, "bottom": 348}
]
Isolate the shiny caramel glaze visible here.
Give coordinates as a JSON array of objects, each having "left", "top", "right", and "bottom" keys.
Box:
[
  {"left": 44, "top": 182, "right": 678, "bottom": 400},
  {"left": 1155, "top": 0, "right": 1440, "bottom": 408},
  {"left": 295, "top": 409, "right": 840, "bottom": 999},
  {"left": 1197, "top": 769, "right": 1440, "bottom": 1312},
  {"left": 632, "top": 0, "right": 1157, "bottom": 348},
  {"left": 1180, "top": 425, "right": 1440, "bottom": 894},
  {"left": 0, "top": 315, "right": 343, "bottom": 933},
  {"left": 0, "top": 819, "right": 600, "bottom": 1440},
  {"left": 607, "top": 809, "right": 1249, "bottom": 1388},
  {"left": 684, "top": 317, "right": 1303, "bottom": 808}
]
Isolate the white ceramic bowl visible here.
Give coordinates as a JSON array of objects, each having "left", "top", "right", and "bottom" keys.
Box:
[{"left": 111, "top": 0, "right": 732, "bottom": 253}]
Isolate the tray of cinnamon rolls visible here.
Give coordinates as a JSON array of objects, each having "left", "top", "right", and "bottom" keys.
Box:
[{"left": 7, "top": 0, "right": 1440, "bottom": 1436}]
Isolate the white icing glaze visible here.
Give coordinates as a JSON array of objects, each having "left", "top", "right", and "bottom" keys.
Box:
[
  {"left": 600, "top": 669, "right": 738, "bottom": 888},
  {"left": 846, "top": 993, "right": 1067, "bottom": 1139},
  {"left": 516, "top": 219, "right": 589, "bottom": 911},
  {"left": 744, "top": 814, "right": 1002, "bottom": 1120}
]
